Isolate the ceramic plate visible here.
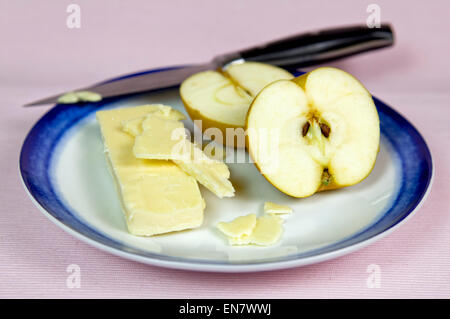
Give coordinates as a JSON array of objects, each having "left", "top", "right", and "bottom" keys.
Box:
[{"left": 20, "top": 67, "right": 433, "bottom": 272}]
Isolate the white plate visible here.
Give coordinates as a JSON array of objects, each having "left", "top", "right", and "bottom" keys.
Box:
[{"left": 20, "top": 67, "right": 433, "bottom": 272}]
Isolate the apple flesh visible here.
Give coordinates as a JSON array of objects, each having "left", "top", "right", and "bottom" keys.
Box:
[
  {"left": 246, "top": 67, "right": 380, "bottom": 197},
  {"left": 180, "top": 62, "right": 293, "bottom": 146}
]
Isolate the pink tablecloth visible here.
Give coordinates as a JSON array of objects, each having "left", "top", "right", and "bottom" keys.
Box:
[{"left": 1, "top": 0, "right": 449, "bottom": 298}]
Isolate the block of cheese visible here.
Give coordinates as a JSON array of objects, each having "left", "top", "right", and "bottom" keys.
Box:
[
  {"left": 127, "top": 114, "right": 235, "bottom": 198},
  {"left": 263, "top": 202, "right": 293, "bottom": 215},
  {"left": 96, "top": 105, "right": 205, "bottom": 236}
]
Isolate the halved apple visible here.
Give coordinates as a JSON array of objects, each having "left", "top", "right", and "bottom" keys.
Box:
[
  {"left": 180, "top": 62, "right": 293, "bottom": 147},
  {"left": 246, "top": 67, "right": 380, "bottom": 198}
]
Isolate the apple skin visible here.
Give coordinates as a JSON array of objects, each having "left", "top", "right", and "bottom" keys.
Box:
[{"left": 245, "top": 68, "right": 380, "bottom": 197}]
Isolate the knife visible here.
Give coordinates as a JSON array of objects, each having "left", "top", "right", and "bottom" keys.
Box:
[{"left": 25, "top": 24, "right": 394, "bottom": 106}]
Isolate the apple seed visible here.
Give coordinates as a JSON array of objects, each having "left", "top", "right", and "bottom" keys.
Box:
[
  {"left": 302, "top": 122, "right": 310, "bottom": 137},
  {"left": 319, "top": 123, "right": 330, "bottom": 138}
]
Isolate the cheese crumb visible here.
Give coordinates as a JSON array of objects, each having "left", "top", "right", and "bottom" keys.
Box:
[
  {"left": 57, "top": 91, "right": 102, "bottom": 104},
  {"left": 217, "top": 214, "right": 256, "bottom": 245},
  {"left": 217, "top": 214, "right": 284, "bottom": 247},
  {"left": 249, "top": 215, "right": 284, "bottom": 246},
  {"left": 264, "top": 202, "right": 293, "bottom": 215}
]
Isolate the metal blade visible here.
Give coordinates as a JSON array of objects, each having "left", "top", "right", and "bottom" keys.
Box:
[{"left": 25, "top": 63, "right": 214, "bottom": 106}]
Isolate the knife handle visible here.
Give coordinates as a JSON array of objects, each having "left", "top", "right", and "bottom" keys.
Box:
[{"left": 215, "top": 24, "right": 394, "bottom": 69}]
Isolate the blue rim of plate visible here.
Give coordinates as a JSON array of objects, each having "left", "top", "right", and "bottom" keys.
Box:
[{"left": 19, "top": 66, "right": 433, "bottom": 271}]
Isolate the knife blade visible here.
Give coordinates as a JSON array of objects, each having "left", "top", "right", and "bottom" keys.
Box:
[
  {"left": 25, "top": 64, "right": 213, "bottom": 106},
  {"left": 25, "top": 24, "right": 394, "bottom": 106}
]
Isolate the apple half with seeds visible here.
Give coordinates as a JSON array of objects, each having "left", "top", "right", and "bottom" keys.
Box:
[
  {"left": 246, "top": 67, "right": 380, "bottom": 198},
  {"left": 180, "top": 62, "right": 293, "bottom": 147}
]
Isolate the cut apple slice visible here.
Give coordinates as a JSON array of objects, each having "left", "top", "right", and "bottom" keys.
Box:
[
  {"left": 225, "top": 62, "right": 293, "bottom": 97},
  {"left": 246, "top": 67, "right": 380, "bottom": 198},
  {"left": 180, "top": 62, "right": 293, "bottom": 146}
]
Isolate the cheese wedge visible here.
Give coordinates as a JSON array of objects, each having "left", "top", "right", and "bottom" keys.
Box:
[
  {"left": 96, "top": 105, "right": 205, "bottom": 236},
  {"left": 127, "top": 114, "right": 235, "bottom": 198},
  {"left": 263, "top": 202, "right": 293, "bottom": 215}
]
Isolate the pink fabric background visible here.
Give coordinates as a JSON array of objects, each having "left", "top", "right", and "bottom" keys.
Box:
[{"left": 1, "top": 0, "right": 449, "bottom": 298}]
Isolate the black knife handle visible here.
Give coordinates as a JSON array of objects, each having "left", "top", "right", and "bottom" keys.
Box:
[{"left": 214, "top": 24, "right": 394, "bottom": 69}]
